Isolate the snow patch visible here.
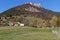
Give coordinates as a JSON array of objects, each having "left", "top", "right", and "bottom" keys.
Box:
[{"left": 25, "top": 2, "right": 42, "bottom": 7}]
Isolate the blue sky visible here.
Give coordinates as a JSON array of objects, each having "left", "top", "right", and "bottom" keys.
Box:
[{"left": 0, "top": 0, "right": 60, "bottom": 13}]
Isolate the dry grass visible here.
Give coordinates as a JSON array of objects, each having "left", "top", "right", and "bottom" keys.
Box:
[{"left": 0, "top": 26, "right": 60, "bottom": 40}]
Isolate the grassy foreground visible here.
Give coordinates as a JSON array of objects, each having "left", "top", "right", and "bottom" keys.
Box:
[{"left": 0, "top": 26, "right": 60, "bottom": 40}]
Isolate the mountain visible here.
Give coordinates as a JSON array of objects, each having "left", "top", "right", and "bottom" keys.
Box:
[
  {"left": 0, "top": 2, "right": 60, "bottom": 18},
  {"left": 0, "top": 2, "right": 60, "bottom": 27}
]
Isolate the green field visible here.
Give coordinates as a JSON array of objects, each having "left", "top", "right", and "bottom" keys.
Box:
[{"left": 0, "top": 26, "right": 60, "bottom": 40}]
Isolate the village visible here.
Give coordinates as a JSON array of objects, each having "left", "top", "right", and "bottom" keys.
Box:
[{"left": 0, "top": 14, "right": 59, "bottom": 28}]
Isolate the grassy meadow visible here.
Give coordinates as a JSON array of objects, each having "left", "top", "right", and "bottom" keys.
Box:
[{"left": 0, "top": 26, "right": 60, "bottom": 40}]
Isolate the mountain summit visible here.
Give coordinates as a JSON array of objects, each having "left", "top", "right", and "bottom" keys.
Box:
[
  {"left": 24, "top": 2, "right": 42, "bottom": 12},
  {"left": 25, "top": 2, "right": 42, "bottom": 7}
]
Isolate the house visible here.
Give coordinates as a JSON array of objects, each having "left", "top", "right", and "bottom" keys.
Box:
[
  {"left": 8, "top": 22, "right": 14, "bottom": 26},
  {"left": 8, "top": 22, "right": 25, "bottom": 27},
  {"left": 14, "top": 23, "right": 18, "bottom": 26},
  {"left": 19, "top": 23, "right": 24, "bottom": 26},
  {"left": 1, "top": 17, "right": 7, "bottom": 21},
  {"left": 17, "top": 22, "right": 24, "bottom": 26}
]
